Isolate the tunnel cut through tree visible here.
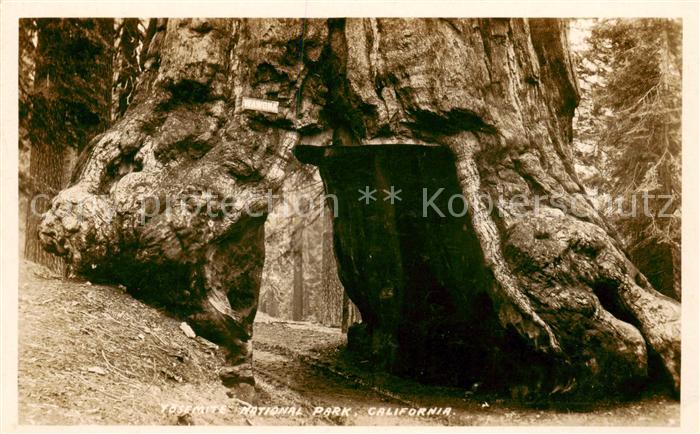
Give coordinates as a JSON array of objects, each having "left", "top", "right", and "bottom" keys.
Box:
[{"left": 38, "top": 18, "right": 680, "bottom": 399}]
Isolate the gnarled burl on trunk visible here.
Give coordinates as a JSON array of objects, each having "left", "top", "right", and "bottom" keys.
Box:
[{"left": 38, "top": 18, "right": 680, "bottom": 400}]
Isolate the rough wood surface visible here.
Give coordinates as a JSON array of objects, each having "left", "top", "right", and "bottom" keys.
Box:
[{"left": 38, "top": 18, "right": 680, "bottom": 398}]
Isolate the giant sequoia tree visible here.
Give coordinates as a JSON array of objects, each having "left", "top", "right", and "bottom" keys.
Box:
[{"left": 38, "top": 18, "right": 680, "bottom": 400}]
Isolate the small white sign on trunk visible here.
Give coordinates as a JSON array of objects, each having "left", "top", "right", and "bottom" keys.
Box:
[{"left": 241, "top": 97, "right": 279, "bottom": 114}]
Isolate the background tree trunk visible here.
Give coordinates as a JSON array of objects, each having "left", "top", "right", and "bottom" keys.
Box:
[
  {"left": 24, "top": 18, "right": 114, "bottom": 271},
  {"left": 38, "top": 18, "right": 679, "bottom": 398},
  {"left": 19, "top": 19, "right": 36, "bottom": 259},
  {"left": 291, "top": 217, "right": 304, "bottom": 321},
  {"left": 24, "top": 136, "right": 65, "bottom": 270},
  {"left": 340, "top": 292, "right": 360, "bottom": 333}
]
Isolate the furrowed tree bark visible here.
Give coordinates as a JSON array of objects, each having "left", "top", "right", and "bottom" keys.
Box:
[
  {"left": 320, "top": 210, "right": 344, "bottom": 327},
  {"left": 38, "top": 18, "right": 680, "bottom": 400},
  {"left": 39, "top": 18, "right": 329, "bottom": 393}
]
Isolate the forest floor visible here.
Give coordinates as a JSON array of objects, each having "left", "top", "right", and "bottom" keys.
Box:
[{"left": 17, "top": 260, "right": 680, "bottom": 426}]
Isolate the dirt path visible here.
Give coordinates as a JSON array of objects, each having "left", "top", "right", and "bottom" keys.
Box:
[{"left": 17, "top": 261, "right": 679, "bottom": 426}]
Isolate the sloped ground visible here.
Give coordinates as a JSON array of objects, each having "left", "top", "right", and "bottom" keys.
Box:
[
  {"left": 18, "top": 260, "right": 679, "bottom": 426},
  {"left": 18, "top": 261, "right": 246, "bottom": 425}
]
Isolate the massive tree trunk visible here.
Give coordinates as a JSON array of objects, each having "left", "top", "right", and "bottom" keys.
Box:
[{"left": 38, "top": 18, "right": 680, "bottom": 400}]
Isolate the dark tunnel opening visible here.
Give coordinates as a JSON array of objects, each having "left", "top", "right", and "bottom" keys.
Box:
[{"left": 293, "top": 144, "right": 547, "bottom": 391}]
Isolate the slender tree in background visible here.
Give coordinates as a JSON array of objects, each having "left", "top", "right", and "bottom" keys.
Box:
[
  {"left": 18, "top": 19, "right": 37, "bottom": 257},
  {"left": 587, "top": 19, "right": 682, "bottom": 300},
  {"left": 290, "top": 211, "right": 305, "bottom": 321},
  {"left": 341, "top": 292, "right": 361, "bottom": 333},
  {"left": 23, "top": 18, "right": 115, "bottom": 270},
  {"left": 18, "top": 19, "right": 36, "bottom": 158},
  {"left": 258, "top": 161, "right": 355, "bottom": 326}
]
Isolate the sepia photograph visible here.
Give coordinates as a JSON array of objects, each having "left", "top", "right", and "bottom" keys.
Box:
[{"left": 1, "top": 1, "right": 698, "bottom": 431}]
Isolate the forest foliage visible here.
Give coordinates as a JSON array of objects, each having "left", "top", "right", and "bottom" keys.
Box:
[{"left": 573, "top": 18, "right": 682, "bottom": 300}]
